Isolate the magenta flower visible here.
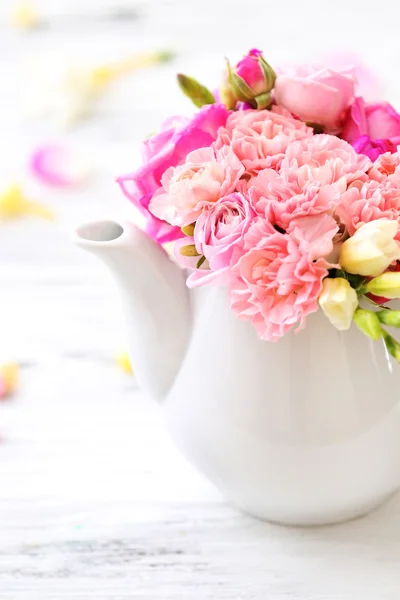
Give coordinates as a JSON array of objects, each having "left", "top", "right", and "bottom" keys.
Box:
[
  {"left": 235, "top": 49, "right": 266, "bottom": 96},
  {"left": 342, "top": 97, "right": 400, "bottom": 159},
  {"left": 117, "top": 103, "right": 229, "bottom": 243},
  {"left": 351, "top": 135, "right": 398, "bottom": 161}
]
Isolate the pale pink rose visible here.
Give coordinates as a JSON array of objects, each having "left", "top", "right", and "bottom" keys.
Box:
[
  {"left": 281, "top": 134, "right": 372, "bottom": 186},
  {"left": 213, "top": 107, "right": 313, "bottom": 175},
  {"left": 342, "top": 97, "right": 400, "bottom": 144},
  {"left": 320, "top": 52, "right": 382, "bottom": 101},
  {"left": 150, "top": 147, "right": 244, "bottom": 227},
  {"left": 336, "top": 179, "right": 400, "bottom": 236},
  {"left": 117, "top": 103, "right": 229, "bottom": 242},
  {"left": 229, "top": 218, "right": 331, "bottom": 342},
  {"left": 368, "top": 152, "right": 400, "bottom": 183},
  {"left": 274, "top": 65, "right": 356, "bottom": 131},
  {"left": 186, "top": 192, "right": 256, "bottom": 287}
]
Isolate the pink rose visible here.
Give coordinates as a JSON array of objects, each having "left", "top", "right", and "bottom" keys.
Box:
[
  {"left": 342, "top": 98, "right": 400, "bottom": 143},
  {"left": 117, "top": 104, "right": 229, "bottom": 242},
  {"left": 336, "top": 179, "right": 400, "bottom": 236},
  {"left": 149, "top": 147, "right": 244, "bottom": 227},
  {"left": 235, "top": 48, "right": 268, "bottom": 96},
  {"left": 186, "top": 192, "right": 256, "bottom": 287},
  {"left": 229, "top": 218, "right": 331, "bottom": 341},
  {"left": 213, "top": 107, "right": 312, "bottom": 175},
  {"left": 275, "top": 65, "right": 356, "bottom": 131}
]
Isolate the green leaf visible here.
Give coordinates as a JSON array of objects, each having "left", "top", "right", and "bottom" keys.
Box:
[
  {"left": 177, "top": 74, "right": 215, "bottom": 108},
  {"left": 255, "top": 92, "right": 271, "bottom": 109},
  {"left": 257, "top": 55, "right": 276, "bottom": 91},
  {"left": 181, "top": 223, "right": 195, "bottom": 237},
  {"left": 196, "top": 255, "right": 206, "bottom": 268},
  {"left": 305, "top": 122, "right": 325, "bottom": 134},
  {"left": 179, "top": 244, "right": 200, "bottom": 257},
  {"left": 382, "top": 331, "right": 400, "bottom": 362}
]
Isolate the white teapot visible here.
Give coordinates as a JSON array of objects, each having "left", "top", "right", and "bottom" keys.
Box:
[{"left": 74, "top": 219, "right": 400, "bottom": 526}]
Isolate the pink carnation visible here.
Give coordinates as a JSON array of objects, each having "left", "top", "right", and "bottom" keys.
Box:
[
  {"left": 368, "top": 152, "right": 400, "bottom": 183},
  {"left": 281, "top": 134, "right": 372, "bottom": 186},
  {"left": 187, "top": 192, "right": 256, "bottom": 287},
  {"left": 247, "top": 168, "right": 341, "bottom": 231},
  {"left": 213, "top": 107, "right": 313, "bottom": 175},
  {"left": 229, "top": 218, "right": 332, "bottom": 341},
  {"left": 150, "top": 146, "right": 244, "bottom": 227},
  {"left": 336, "top": 179, "right": 400, "bottom": 236}
]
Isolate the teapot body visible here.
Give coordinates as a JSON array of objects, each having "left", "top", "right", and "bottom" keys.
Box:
[{"left": 162, "top": 286, "right": 400, "bottom": 525}]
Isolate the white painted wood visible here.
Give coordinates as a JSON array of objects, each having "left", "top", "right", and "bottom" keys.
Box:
[{"left": 1, "top": 0, "right": 400, "bottom": 596}]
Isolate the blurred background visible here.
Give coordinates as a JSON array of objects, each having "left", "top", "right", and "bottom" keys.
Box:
[{"left": 1, "top": 0, "right": 400, "bottom": 591}]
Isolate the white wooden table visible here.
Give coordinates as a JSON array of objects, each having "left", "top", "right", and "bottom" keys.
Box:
[{"left": 1, "top": 0, "right": 400, "bottom": 597}]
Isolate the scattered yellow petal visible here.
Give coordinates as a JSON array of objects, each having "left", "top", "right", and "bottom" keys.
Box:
[
  {"left": 0, "top": 185, "right": 53, "bottom": 220},
  {"left": 10, "top": 2, "right": 40, "bottom": 30},
  {"left": 115, "top": 351, "right": 134, "bottom": 375},
  {"left": 0, "top": 363, "right": 18, "bottom": 395}
]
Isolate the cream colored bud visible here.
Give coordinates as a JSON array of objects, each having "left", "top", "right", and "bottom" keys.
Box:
[
  {"left": 339, "top": 219, "right": 400, "bottom": 277},
  {"left": 319, "top": 277, "right": 358, "bottom": 331}
]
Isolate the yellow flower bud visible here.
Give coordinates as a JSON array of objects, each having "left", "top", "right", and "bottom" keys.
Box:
[
  {"left": 339, "top": 219, "right": 400, "bottom": 277},
  {"left": 353, "top": 309, "right": 382, "bottom": 340},
  {"left": 318, "top": 277, "right": 358, "bottom": 331},
  {"left": 366, "top": 272, "right": 400, "bottom": 299}
]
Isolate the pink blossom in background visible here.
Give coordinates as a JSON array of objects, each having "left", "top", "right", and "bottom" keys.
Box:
[
  {"left": 213, "top": 107, "right": 312, "bottom": 175},
  {"left": 336, "top": 179, "right": 400, "bottom": 236},
  {"left": 187, "top": 192, "right": 256, "bottom": 287},
  {"left": 117, "top": 103, "right": 229, "bottom": 242},
  {"left": 274, "top": 65, "right": 356, "bottom": 131},
  {"left": 235, "top": 48, "right": 266, "bottom": 96},
  {"left": 229, "top": 219, "right": 330, "bottom": 342},
  {"left": 150, "top": 146, "right": 244, "bottom": 227},
  {"left": 30, "top": 144, "right": 90, "bottom": 188}
]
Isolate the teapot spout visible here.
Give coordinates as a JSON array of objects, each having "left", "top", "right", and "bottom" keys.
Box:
[{"left": 73, "top": 220, "right": 191, "bottom": 401}]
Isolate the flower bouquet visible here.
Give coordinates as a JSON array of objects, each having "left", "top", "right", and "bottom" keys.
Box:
[
  {"left": 117, "top": 49, "right": 400, "bottom": 357},
  {"left": 74, "top": 50, "right": 400, "bottom": 524}
]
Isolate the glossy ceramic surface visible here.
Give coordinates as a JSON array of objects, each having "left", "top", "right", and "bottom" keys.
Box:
[{"left": 74, "top": 220, "right": 400, "bottom": 525}]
